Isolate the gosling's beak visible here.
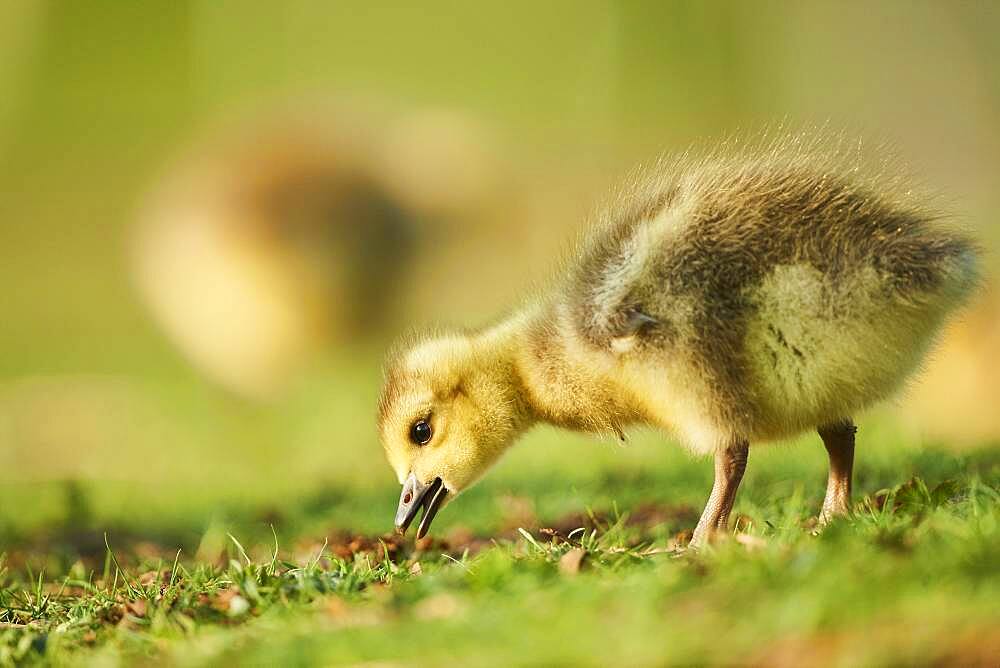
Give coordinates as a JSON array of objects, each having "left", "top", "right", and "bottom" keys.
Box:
[{"left": 395, "top": 473, "right": 449, "bottom": 539}]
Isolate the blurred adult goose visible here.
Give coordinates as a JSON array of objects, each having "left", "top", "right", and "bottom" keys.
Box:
[{"left": 133, "top": 108, "right": 501, "bottom": 399}]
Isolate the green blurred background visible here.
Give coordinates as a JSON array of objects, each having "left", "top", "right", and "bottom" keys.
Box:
[{"left": 1, "top": 1, "right": 998, "bottom": 548}]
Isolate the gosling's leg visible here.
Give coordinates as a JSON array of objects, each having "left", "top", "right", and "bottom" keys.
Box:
[
  {"left": 690, "top": 438, "right": 749, "bottom": 547},
  {"left": 817, "top": 418, "right": 857, "bottom": 524}
]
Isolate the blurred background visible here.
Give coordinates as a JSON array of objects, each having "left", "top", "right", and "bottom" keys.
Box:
[{"left": 0, "top": 1, "right": 998, "bottom": 550}]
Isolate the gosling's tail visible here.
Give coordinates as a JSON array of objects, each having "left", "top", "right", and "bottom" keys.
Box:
[{"left": 939, "top": 240, "right": 982, "bottom": 305}]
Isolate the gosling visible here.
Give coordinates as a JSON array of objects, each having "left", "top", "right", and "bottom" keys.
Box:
[{"left": 378, "top": 136, "right": 980, "bottom": 546}]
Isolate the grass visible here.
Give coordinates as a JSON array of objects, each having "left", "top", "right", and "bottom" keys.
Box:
[{"left": 1, "top": 416, "right": 998, "bottom": 666}]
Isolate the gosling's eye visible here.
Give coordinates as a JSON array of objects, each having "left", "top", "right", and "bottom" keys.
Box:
[{"left": 409, "top": 420, "right": 432, "bottom": 445}]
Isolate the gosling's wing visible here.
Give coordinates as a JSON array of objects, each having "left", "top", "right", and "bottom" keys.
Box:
[{"left": 572, "top": 141, "right": 981, "bottom": 366}]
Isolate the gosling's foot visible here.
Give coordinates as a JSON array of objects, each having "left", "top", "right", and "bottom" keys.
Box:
[{"left": 818, "top": 501, "right": 852, "bottom": 527}]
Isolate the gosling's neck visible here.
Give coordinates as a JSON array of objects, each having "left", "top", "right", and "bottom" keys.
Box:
[
  {"left": 468, "top": 306, "right": 541, "bottom": 432},
  {"left": 476, "top": 301, "right": 640, "bottom": 438}
]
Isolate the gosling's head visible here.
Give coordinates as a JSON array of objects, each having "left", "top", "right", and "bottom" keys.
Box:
[{"left": 378, "top": 332, "right": 526, "bottom": 538}]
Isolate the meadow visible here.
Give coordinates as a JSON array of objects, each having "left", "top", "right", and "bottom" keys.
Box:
[{"left": 1, "top": 377, "right": 997, "bottom": 665}]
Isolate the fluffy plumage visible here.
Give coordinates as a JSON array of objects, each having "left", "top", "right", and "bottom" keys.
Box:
[{"left": 378, "top": 133, "right": 980, "bottom": 541}]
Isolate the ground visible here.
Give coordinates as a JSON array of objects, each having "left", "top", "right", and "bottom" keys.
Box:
[{"left": 1, "top": 393, "right": 998, "bottom": 666}]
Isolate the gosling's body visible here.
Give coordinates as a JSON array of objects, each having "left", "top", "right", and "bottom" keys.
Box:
[
  {"left": 514, "top": 150, "right": 977, "bottom": 453},
  {"left": 379, "top": 137, "right": 979, "bottom": 545}
]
